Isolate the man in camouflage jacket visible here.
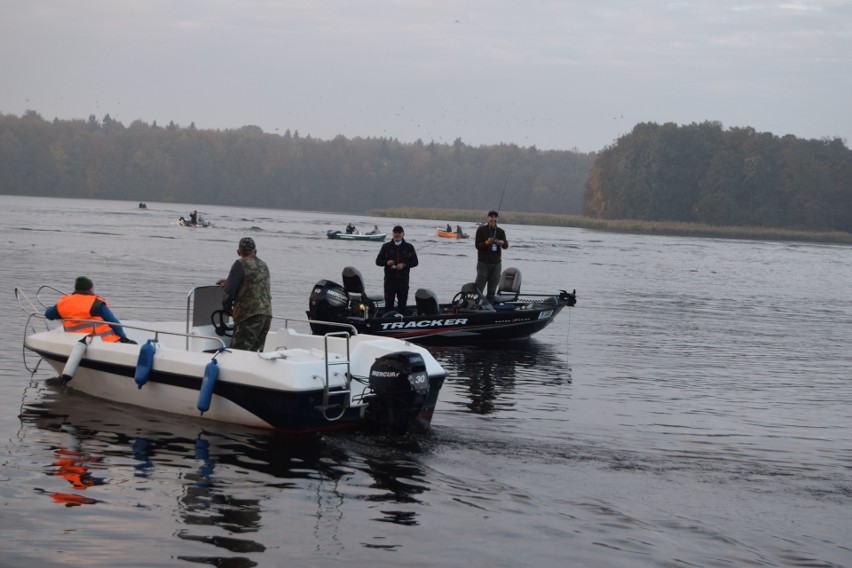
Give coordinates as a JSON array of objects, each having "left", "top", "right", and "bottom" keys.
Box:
[{"left": 217, "top": 237, "right": 272, "bottom": 351}]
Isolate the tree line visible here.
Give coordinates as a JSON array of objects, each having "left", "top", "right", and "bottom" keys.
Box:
[
  {"left": 584, "top": 121, "right": 852, "bottom": 233},
  {"left": 0, "top": 111, "right": 593, "bottom": 215},
  {"left": 3, "top": 112, "right": 849, "bottom": 234}
]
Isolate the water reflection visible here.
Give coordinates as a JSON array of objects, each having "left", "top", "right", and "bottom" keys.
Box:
[
  {"left": 429, "top": 340, "right": 571, "bottom": 415},
  {"left": 44, "top": 445, "right": 105, "bottom": 506},
  {"left": 325, "top": 433, "right": 433, "bottom": 537},
  {"left": 18, "top": 379, "right": 436, "bottom": 564}
]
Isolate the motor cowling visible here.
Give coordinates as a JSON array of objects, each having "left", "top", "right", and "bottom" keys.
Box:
[
  {"left": 307, "top": 279, "right": 351, "bottom": 334},
  {"left": 364, "top": 351, "right": 431, "bottom": 433}
]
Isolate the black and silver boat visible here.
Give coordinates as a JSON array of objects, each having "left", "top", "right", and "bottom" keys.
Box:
[{"left": 308, "top": 267, "right": 576, "bottom": 345}]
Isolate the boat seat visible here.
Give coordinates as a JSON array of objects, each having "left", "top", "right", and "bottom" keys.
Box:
[
  {"left": 415, "top": 288, "right": 440, "bottom": 315},
  {"left": 455, "top": 283, "right": 495, "bottom": 312},
  {"left": 191, "top": 285, "right": 226, "bottom": 328},
  {"left": 341, "top": 266, "right": 384, "bottom": 313},
  {"left": 492, "top": 267, "right": 522, "bottom": 303}
]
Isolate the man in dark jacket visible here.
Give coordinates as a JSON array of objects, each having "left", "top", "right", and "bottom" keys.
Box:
[
  {"left": 375, "top": 225, "right": 419, "bottom": 313},
  {"left": 474, "top": 210, "right": 508, "bottom": 300}
]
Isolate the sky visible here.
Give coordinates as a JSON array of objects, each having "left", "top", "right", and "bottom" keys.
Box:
[{"left": 2, "top": 0, "right": 851, "bottom": 153}]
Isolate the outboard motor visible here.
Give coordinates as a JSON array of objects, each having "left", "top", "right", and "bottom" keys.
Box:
[
  {"left": 307, "top": 279, "right": 351, "bottom": 334},
  {"left": 364, "top": 351, "right": 431, "bottom": 433}
]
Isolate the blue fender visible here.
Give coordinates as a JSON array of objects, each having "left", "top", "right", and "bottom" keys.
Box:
[
  {"left": 197, "top": 358, "right": 219, "bottom": 414},
  {"left": 134, "top": 339, "right": 157, "bottom": 389}
]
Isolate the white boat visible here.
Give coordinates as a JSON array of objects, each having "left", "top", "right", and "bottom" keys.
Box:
[
  {"left": 326, "top": 229, "right": 386, "bottom": 241},
  {"left": 18, "top": 285, "right": 447, "bottom": 434},
  {"left": 177, "top": 217, "right": 212, "bottom": 228}
]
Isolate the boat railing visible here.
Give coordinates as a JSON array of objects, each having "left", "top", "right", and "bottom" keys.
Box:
[
  {"left": 17, "top": 285, "right": 227, "bottom": 354},
  {"left": 32, "top": 285, "right": 66, "bottom": 310},
  {"left": 266, "top": 315, "right": 359, "bottom": 421},
  {"left": 40, "top": 314, "right": 229, "bottom": 350},
  {"left": 320, "top": 331, "right": 353, "bottom": 421},
  {"left": 271, "top": 315, "right": 359, "bottom": 336}
]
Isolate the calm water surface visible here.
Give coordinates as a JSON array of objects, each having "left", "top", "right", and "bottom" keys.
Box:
[{"left": 2, "top": 196, "right": 850, "bottom": 567}]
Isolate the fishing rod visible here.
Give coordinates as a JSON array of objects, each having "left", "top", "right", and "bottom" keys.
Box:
[{"left": 496, "top": 168, "right": 512, "bottom": 212}]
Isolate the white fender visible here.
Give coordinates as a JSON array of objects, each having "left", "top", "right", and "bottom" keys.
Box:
[{"left": 62, "top": 336, "right": 89, "bottom": 382}]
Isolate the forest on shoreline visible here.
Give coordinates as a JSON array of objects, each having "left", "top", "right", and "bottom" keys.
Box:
[
  {"left": 1, "top": 111, "right": 850, "bottom": 244},
  {"left": 585, "top": 121, "right": 852, "bottom": 234},
  {"left": 0, "top": 110, "right": 591, "bottom": 216}
]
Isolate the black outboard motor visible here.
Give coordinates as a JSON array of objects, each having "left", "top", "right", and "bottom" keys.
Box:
[
  {"left": 307, "top": 279, "right": 351, "bottom": 334},
  {"left": 364, "top": 351, "right": 432, "bottom": 433}
]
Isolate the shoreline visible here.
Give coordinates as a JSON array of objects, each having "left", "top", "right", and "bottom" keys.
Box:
[{"left": 371, "top": 207, "right": 852, "bottom": 246}]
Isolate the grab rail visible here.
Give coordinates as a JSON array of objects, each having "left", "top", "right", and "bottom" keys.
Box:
[
  {"left": 274, "top": 315, "right": 359, "bottom": 336},
  {"left": 319, "top": 331, "right": 353, "bottom": 421},
  {"left": 22, "top": 311, "right": 228, "bottom": 352}
]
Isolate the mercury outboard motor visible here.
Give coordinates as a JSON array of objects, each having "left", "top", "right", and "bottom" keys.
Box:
[
  {"left": 364, "top": 351, "right": 432, "bottom": 433},
  {"left": 307, "top": 279, "right": 351, "bottom": 334}
]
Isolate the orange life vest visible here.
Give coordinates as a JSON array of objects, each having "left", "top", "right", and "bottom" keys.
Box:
[{"left": 56, "top": 293, "right": 121, "bottom": 342}]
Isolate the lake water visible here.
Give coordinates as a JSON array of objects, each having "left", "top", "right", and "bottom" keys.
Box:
[{"left": 2, "top": 195, "right": 851, "bottom": 567}]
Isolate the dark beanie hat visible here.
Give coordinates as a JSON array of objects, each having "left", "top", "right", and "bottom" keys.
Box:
[
  {"left": 392, "top": 225, "right": 404, "bottom": 233},
  {"left": 74, "top": 276, "right": 94, "bottom": 292}
]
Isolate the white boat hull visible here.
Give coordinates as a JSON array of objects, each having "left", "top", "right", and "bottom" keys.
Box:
[{"left": 23, "top": 286, "right": 447, "bottom": 434}]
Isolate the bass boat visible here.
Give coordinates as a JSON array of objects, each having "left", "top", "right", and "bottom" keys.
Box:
[
  {"left": 307, "top": 266, "right": 577, "bottom": 344},
  {"left": 18, "top": 285, "right": 446, "bottom": 434}
]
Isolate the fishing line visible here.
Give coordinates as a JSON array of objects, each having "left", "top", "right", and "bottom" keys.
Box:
[
  {"left": 565, "top": 306, "right": 572, "bottom": 339},
  {"left": 14, "top": 287, "right": 45, "bottom": 315},
  {"left": 416, "top": 239, "right": 445, "bottom": 252}
]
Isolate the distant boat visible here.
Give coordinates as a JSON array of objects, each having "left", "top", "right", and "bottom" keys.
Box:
[
  {"left": 177, "top": 217, "right": 211, "bottom": 228},
  {"left": 327, "top": 230, "right": 386, "bottom": 241},
  {"left": 436, "top": 227, "right": 469, "bottom": 239}
]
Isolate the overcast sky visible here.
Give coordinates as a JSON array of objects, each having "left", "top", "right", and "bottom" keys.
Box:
[{"left": 2, "top": 1, "right": 850, "bottom": 152}]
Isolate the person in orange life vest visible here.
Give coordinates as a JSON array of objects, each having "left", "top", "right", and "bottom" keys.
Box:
[{"left": 44, "top": 276, "right": 136, "bottom": 344}]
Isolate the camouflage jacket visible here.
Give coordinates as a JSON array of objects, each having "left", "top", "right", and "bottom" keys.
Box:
[{"left": 223, "top": 256, "right": 272, "bottom": 323}]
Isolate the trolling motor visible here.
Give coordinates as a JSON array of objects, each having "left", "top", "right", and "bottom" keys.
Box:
[{"left": 559, "top": 289, "right": 578, "bottom": 307}]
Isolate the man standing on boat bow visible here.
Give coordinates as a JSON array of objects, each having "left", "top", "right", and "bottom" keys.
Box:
[
  {"left": 217, "top": 237, "right": 272, "bottom": 351},
  {"left": 375, "top": 225, "right": 419, "bottom": 313},
  {"left": 474, "top": 210, "right": 508, "bottom": 301}
]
